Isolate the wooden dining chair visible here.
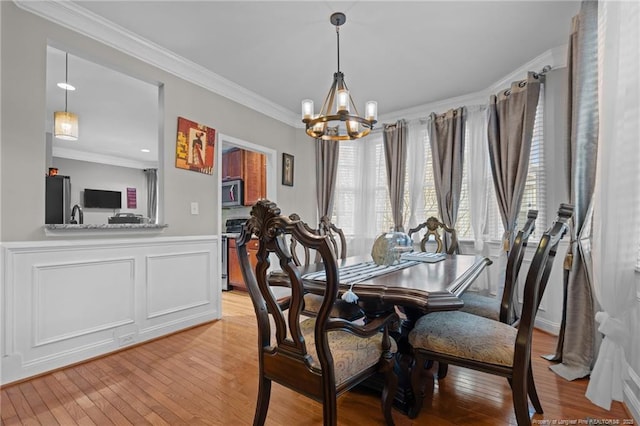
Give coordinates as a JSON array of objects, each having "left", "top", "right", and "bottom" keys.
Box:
[
  {"left": 268, "top": 213, "right": 364, "bottom": 321},
  {"left": 301, "top": 215, "right": 364, "bottom": 320},
  {"left": 460, "top": 209, "right": 538, "bottom": 325},
  {"left": 406, "top": 204, "right": 572, "bottom": 425},
  {"left": 407, "top": 216, "right": 459, "bottom": 254},
  {"left": 237, "top": 199, "right": 399, "bottom": 426}
]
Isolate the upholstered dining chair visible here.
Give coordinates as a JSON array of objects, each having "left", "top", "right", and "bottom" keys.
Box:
[
  {"left": 237, "top": 200, "right": 398, "bottom": 426},
  {"left": 406, "top": 204, "right": 572, "bottom": 426},
  {"left": 407, "top": 217, "right": 459, "bottom": 254},
  {"left": 460, "top": 209, "right": 538, "bottom": 325}
]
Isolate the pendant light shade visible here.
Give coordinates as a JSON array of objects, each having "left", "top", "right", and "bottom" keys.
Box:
[
  {"left": 301, "top": 12, "right": 377, "bottom": 141},
  {"left": 54, "top": 111, "right": 79, "bottom": 140},
  {"left": 54, "top": 53, "right": 78, "bottom": 140}
]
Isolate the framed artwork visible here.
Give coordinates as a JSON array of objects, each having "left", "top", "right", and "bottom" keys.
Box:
[
  {"left": 282, "top": 153, "right": 294, "bottom": 186},
  {"left": 175, "top": 117, "right": 216, "bottom": 174}
]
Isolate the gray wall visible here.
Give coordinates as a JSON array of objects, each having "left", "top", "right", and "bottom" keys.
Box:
[
  {"left": 0, "top": 1, "right": 316, "bottom": 241},
  {"left": 52, "top": 157, "right": 148, "bottom": 224}
]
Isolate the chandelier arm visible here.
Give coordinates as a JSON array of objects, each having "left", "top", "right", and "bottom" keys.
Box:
[{"left": 319, "top": 76, "right": 339, "bottom": 118}]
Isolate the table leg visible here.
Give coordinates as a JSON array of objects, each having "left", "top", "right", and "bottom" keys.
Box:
[{"left": 357, "top": 302, "right": 423, "bottom": 414}]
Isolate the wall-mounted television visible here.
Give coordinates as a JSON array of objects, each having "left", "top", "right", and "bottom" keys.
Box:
[{"left": 83, "top": 189, "right": 122, "bottom": 209}]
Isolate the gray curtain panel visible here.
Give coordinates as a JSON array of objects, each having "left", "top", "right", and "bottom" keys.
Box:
[
  {"left": 383, "top": 120, "right": 408, "bottom": 231},
  {"left": 144, "top": 168, "right": 158, "bottom": 224},
  {"left": 547, "top": 0, "right": 599, "bottom": 381},
  {"left": 315, "top": 139, "right": 340, "bottom": 220},
  {"left": 487, "top": 72, "right": 541, "bottom": 252},
  {"left": 429, "top": 108, "right": 465, "bottom": 252}
]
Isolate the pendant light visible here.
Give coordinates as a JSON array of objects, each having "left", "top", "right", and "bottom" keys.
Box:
[
  {"left": 54, "top": 53, "right": 79, "bottom": 140},
  {"left": 301, "top": 12, "right": 377, "bottom": 141}
]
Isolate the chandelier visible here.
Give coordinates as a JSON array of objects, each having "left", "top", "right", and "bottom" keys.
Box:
[
  {"left": 301, "top": 12, "right": 377, "bottom": 141},
  {"left": 54, "top": 52, "right": 79, "bottom": 141}
]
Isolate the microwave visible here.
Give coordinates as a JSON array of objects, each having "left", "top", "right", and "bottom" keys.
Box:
[{"left": 222, "top": 179, "right": 244, "bottom": 207}]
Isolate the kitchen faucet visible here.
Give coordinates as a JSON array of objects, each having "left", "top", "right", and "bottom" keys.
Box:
[{"left": 71, "top": 204, "right": 84, "bottom": 224}]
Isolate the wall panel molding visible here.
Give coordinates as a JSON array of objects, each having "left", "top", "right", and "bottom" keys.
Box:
[
  {"left": 1, "top": 235, "right": 220, "bottom": 384},
  {"left": 32, "top": 258, "right": 136, "bottom": 346},
  {"left": 626, "top": 367, "right": 640, "bottom": 423}
]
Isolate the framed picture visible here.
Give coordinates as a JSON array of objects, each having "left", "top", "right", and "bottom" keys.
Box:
[
  {"left": 282, "top": 153, "right": 294, "bottom": 186},
  {"left": 175, "top": 117, "right": 216, "bottom": 175}
]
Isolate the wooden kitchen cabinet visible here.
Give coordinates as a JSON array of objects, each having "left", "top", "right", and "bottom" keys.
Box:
[
  {"left": 227, "top": 237, "right": 259, "bottom": 291},
  {"left": 222, "top": 148, "right": 266, "bottom": 206},
  {"left": 221, "top": 148, "right": 243, "bottom": 180}
]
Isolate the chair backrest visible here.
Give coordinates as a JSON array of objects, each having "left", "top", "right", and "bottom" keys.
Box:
[
  {"left": 236, "top": 200, "right": 343, "bottom": 399},
  {"left": 500, "top": 209, "right": 538, "bottom": 324},
  {"left": 287, "top": 214, "right": 347, "bottom": 265},
  {"left": 513, "top": 203, "right": 572, "bottom": 374},
  {"left": 407, "top": 216, "right": 459, "bottom": 254},
  {"left": 318, "top": 215, "right": 348, "bottom": 260},
  {"left": 288, "top": 213, "right": 314, "bottom": 266}
]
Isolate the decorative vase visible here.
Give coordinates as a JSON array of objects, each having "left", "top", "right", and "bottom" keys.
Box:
[{"left": 371, "top": 228, "right": 413, "bottom": 266}]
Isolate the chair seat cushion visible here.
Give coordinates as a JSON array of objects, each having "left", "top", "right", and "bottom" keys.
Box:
[
  {"left": 408, "top": 311, "right": 517, "bottom": 367},
  {"left": 300, "top": 318, "right": 397, "bottom": 387},
  {"left": 303, "top": 293, "right": 365, "bottom": 321},
  {"left": 459, "top": 292, "right": 500, "bottom": 321}
]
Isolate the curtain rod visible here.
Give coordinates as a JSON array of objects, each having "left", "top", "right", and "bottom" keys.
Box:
[{"left": 532, "top": 65, "right": 552, "bottom": 79}]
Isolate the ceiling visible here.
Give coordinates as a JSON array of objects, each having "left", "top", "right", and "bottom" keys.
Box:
[{"left": 42, "top": 1, "right": 580, "bottom": 166}]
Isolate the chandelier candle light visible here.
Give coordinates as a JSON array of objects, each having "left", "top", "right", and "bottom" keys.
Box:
[
  {"left": 301, "top": 12, "right": 377, "bottom": 141},
  {"left": 54, "top": 53, "right": 79, "bottom": 141}
]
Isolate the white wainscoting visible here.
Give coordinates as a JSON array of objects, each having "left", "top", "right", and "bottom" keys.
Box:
[
  {"left": 1, "top": 235, "right": 221, "bottom": 384},
  {"left": 626, "top": 367, "right": 640, "bottom": 423}
]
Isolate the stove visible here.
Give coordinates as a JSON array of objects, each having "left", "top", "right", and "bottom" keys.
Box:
[
  {"left": 225, "top": 218, "right": 248, "bottom": 233},
  {"left": 221, "top": 218, "right": 249, "bottom": 291}
]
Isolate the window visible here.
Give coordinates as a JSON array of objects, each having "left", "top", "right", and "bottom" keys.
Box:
[
  {"left": 333, "top": 84, "right": 546, "bottom": 251},
  {"left": 332, "top": 133, "right": 391, "bottom": 244},
  {"left": 519, "top": 86, "right": 547, "bottom": 237}
]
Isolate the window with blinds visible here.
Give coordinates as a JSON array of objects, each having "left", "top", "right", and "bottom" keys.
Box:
[
  {"left": 519, "top": 86, "right": 547, "bottom": 238},
  {"left": 332, "top": 134, "right": 392, "bottom": 236},
  {"left": 333, "top": 84, "right": 546, "bottom": 244}
]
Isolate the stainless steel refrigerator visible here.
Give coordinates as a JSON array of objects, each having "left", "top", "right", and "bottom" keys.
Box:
[{"left": 45, "top": 175, "right": 71, "bottom": 224}]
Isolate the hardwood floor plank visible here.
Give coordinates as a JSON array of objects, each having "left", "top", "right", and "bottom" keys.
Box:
[
  {"left": 0, "top": 383, "right": 18, "bottom": 421},
  {"left": 4, "top": 385, "right": 38, "bottom": 425},
  {"left": 16, "top": 382, "right": 60, "bottom": 425},
  {"left": 0, "top": 291, "right": 632, "bottom": 425},
  {"left": 41, "top": 374, "right": 93, "bottom": 424},
  {"left": 31, "top": 378, "right": 77, "bottom": 425}
]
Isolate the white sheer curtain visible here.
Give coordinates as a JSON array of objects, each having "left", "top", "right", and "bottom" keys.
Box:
[
  {"left": 466, "top": 105, "right": 492, "bottom": 291},
  {"left": 405, "top": 119, "right": 429, "bottom": 236},
  {"left": 333, "top": 131, "right": 389, "bottom": 257},
  {"left": 586, "top": 0, "right": 640, "bottom": 410}
]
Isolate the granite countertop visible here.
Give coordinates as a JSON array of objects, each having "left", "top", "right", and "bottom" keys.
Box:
[
  {"left": 45, "top": 223, "right": 168, "bottom": 230},
  {"left": 44, "top": 223, "right": 169, "bottom": 236}
]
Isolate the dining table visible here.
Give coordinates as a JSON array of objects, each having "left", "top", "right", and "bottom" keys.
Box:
[{"left": 301, "top": 253, "right": 493, "bottom": 413}]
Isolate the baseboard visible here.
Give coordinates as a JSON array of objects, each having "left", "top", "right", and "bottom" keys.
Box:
[
  {"left": 534, "top": 317, "right": 560, "bottom": 336},
  {"left": 625, "top": 367, "right": 640, "bottom": 422}
]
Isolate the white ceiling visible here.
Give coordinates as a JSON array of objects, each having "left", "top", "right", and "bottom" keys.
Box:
[{"left": 41, "top": 1, "right": 580, "bottom": 166}]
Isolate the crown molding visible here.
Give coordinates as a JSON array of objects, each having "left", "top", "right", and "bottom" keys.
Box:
[
  {"left": 379, "top": 44, "right": 568, "bottom": 124},
  {"left": 14, "top": 0, "right": 300, "bottom": 128},
  {"left": 16, "top": 1, "right": 569, "bottom": 131}
]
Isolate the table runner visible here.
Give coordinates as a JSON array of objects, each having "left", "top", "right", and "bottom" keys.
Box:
[{"left": 302, "top": 260, "right": 417, "bottom": 285}]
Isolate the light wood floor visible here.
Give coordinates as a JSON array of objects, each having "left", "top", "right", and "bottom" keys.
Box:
[{"left": 1, "top": 291, "right": 632, "bottom": 425}]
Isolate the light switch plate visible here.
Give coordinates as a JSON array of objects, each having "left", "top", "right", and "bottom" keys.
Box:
[{"left": 190, "top": 202, "right": 199, "bottom": 215}]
